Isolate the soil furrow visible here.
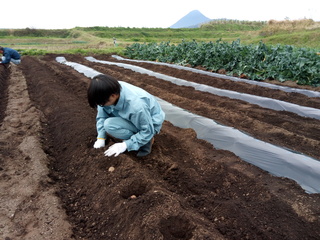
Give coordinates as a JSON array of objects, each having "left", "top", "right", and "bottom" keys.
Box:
[{"left": 0, "top": 66, "right": 10, "bottom": 124}]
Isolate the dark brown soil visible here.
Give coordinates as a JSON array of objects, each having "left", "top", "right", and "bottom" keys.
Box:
[{"left": 1, "top": 54, "right": 320, "bottom": 240}]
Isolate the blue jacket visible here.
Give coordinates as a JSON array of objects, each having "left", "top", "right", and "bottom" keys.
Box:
[
  {"left": 2, "top": 47, "right": 21, "bottom": 64},
  {"left": 96, "top": 81, "right": 165, "bottom": 151}
]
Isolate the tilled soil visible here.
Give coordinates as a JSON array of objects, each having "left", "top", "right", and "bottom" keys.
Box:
[{"left": 0, "top": 54, "right": 320, "bottom": 240}]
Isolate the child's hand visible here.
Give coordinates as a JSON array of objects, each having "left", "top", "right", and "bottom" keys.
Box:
[
  {"left": 93, "top": 138, "right": 105, "bottom": 148},
  {"left": 104, "top": 142, "right": 127, "bottom": 157}
]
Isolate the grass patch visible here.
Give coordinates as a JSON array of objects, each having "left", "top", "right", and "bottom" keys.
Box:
[{"left": 0, "top": 19, "right": 318, "bottom": 55}]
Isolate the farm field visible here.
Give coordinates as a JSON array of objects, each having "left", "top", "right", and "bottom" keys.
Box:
[{"left": 1, "top": 54, "right": 320, "bottom": 239}]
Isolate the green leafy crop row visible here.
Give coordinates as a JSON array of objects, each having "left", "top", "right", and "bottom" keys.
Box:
[{"left": 124, "top": 39, "right": 320, "bottom": 86}]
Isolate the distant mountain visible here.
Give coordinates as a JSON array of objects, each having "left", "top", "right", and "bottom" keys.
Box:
[{"left": 170, "top": 10, "right": 211, "bottom": 28}]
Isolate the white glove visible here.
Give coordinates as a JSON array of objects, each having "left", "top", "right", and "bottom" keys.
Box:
[
  {"left": 104, "top": 142, "right": 127, "bottom": 157},
  {"left": 93, "top": 138, "right": 105, "bottom": 148}
]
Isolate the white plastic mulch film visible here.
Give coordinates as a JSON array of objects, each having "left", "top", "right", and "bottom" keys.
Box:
[
  {"left": 112, "top": 55, "right": 320, "bottom": 98},
  {"left": 56, "top": 56, "right": 320, "bottom": 194}
]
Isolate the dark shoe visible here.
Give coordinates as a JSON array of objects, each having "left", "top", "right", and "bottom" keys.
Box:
[{"left": 137, "top": 138, "right": 154, "bottom": 157}]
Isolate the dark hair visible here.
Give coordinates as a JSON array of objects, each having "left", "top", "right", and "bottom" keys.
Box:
[
  {"left": 0, "top": 46, "right": 3, "bottom": 51},
  {"left": 87, "top": 74, "right": 121, "bottom": 108}
]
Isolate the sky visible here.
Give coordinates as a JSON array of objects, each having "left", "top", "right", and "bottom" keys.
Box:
[{"left": 3, "top": 0, "right": 319, "bottom": 29}]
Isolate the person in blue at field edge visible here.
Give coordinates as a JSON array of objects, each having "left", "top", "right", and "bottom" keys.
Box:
[
  {"left": 87, "top": 74, "right": 165, "bottom": 157},
  {"left": 0, "top": 46, "right": 21, "bottom": 67}
]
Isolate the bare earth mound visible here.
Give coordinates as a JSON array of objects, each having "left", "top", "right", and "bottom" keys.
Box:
[{"left": 0, "top": 54, "right": 319, "bottom": 240}]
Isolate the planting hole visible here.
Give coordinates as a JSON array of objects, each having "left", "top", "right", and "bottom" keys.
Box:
[
  {"left": 120, "top": 179, "right": 148, "bottom": 199},
  {"left": 159, "top": 215, "right": 194, "bottom": 240}
]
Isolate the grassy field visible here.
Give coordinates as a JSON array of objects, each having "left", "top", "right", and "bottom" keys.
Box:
[{"left": 0, "top": 19, "right": 319, "bottom": 55}]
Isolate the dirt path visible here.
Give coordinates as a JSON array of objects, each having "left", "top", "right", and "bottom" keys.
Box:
[
  {"left": 1, "top": 54, "right": 320, "bottom": 240},
  {"left": 0, "top": 64, "right": 72, "bottom": 239}
]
